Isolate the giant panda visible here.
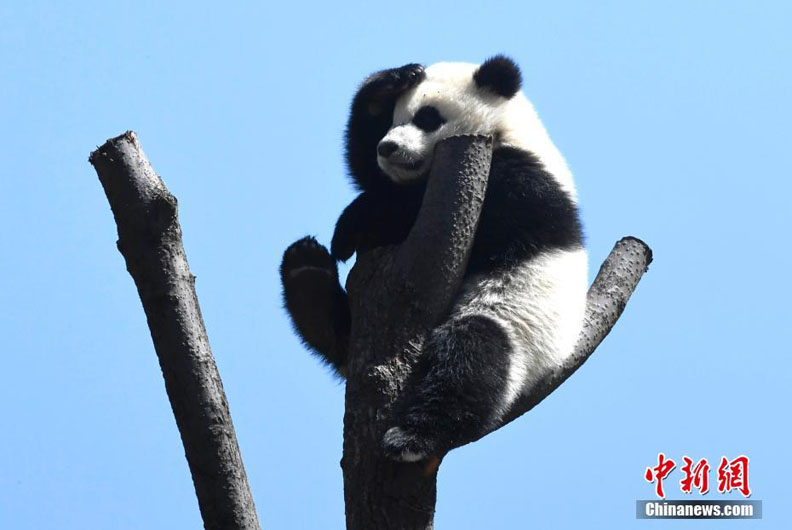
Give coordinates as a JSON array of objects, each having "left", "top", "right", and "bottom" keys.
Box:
[{"left": 281, "top": 56, "right": 587, "bottom": 462}]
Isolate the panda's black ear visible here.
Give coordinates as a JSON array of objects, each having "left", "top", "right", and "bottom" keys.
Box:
[{"left": 473, "top": 55, "right": 522, "bottom": 98}]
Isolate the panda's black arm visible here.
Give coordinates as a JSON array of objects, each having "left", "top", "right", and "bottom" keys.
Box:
[
  {"left": 331, "top": 189, "right": 425, "bottom": 262},
  {"left": 281, "top": 237, "right": 351, "bottom": 376},
  {"left": 345, "top": 64, "right": 425, "bottom": 192},
  {"left": 331, "top": 194, "right": 369, "bottom": 262}
]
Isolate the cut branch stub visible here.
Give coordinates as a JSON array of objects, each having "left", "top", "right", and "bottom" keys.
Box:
[{"left": 393, "top": 135, "right": 493, "bottom": 327}]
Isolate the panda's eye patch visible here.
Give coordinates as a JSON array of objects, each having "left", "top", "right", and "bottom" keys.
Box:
[{"left": 412, "top": 106, "right": 445, "bottom": 132}]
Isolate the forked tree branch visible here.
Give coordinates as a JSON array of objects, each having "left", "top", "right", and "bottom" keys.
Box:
[
  {"left": 89, "top": 131, "right": 261, "bottom": 530},
  {"left": 341, "top": 135, "right": 651, "bottom": 530}
]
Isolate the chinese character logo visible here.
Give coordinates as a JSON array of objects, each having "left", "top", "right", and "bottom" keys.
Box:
[
  {"left": 717, "top": 456, "right": 751, "bottom": 497},
  {"left": 680, "top": 456, "right": 710, "bottom": 494},
  {"left": 645, "top": 453, "right": 676, "bottom": 498},
  {"left": 645, "top": 453, "right": 752, "bottom": 498}
]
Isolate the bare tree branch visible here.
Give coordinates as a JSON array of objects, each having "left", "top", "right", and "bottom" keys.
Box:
[
  {"left": 89, "top": 131, "right": 261, "bottom": 530},
  {"left": 392, "top": 135, "right": 493, "bottom": 326},
  {"left": 494, "top": 236, "right": 652, "bottom": 432}
]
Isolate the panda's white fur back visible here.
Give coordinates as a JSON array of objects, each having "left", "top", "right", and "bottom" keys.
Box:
[{"left": 452, "top": 247, "right": 588, "bottom": 417}]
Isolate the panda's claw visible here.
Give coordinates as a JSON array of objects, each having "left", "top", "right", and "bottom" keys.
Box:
[
  {"left": 382, "top": 426, "right": 438, "bottom": 463},
  {"left": 367, "top": 64, "right": 425, "bottom": 101},
  {"left": 389, "top": 63, "right": 425, "bottom": 92},
  {"left": 398, "top": 63, "right": 425, "bottom": 84}
]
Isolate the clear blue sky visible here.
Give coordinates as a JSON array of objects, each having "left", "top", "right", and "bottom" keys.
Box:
[{"left": 1, "top": 1, "right": 790, "bottom": 528}]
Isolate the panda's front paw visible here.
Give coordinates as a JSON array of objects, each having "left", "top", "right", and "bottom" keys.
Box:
[
  {"left": 382, "top": 426, "right": 439, "bottom": 463},
  {"left": 364, "top": 64, "right": 425, "bottom": 113},
  {"left": 330, "top": 231, "right": 355, "bottom": 263},
  {"left": 379, "top": 63, "right": 425, "bottom": 93},
  {"left": 281, "top": 236, "right": 338, "bottom": 283}
]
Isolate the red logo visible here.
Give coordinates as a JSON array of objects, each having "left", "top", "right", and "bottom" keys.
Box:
[
  {"left": 644, "top": 453, "right": 676, "bottom": 498},
  {"left": 645, "top": 454, "right": 752, "bottom": 498},
  {"left": 680, "top": 457, "right": 710, "bottom": 494},
  {"left": 717, "top": 456, "right": 751, "bottom": 497}
]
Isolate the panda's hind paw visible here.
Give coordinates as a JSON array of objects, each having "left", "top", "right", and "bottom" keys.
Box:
[
  {"left": 382, "top": 426, "right": 438, "bottom": 463},
  {"left": 281, "top": 236, "right": 337, "bottom": 282}
]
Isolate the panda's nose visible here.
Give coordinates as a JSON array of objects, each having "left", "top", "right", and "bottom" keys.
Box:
[{"left": 377, "top": 141, "right": 399, "bottom": 158}]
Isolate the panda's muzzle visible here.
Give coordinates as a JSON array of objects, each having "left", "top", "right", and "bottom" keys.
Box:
[
  {"left": 377, "top": 140, "right": 399, "bottom": 158},
  {"left": 377, "top": 141, "right": 424, "bottom": 171},
  {"left": 391, "top": 159, "right": 423, "bottom": 171}
]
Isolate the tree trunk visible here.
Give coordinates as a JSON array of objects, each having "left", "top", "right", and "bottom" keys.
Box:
[{"left": 342, "top": 136, "right": 493, "bottom": 529}]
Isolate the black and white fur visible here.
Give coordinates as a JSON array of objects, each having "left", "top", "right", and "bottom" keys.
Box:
[{"left": 281, "top": 56, "right": 587, "bottom": 462}]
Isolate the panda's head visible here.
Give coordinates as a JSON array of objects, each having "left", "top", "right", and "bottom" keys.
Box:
[{"left": 377, "top": 56, "right": 526, "bottom": 184}]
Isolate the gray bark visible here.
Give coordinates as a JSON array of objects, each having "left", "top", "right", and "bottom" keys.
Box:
[{"left": 89, "top": 131, "right": 261, "bottom": 530}]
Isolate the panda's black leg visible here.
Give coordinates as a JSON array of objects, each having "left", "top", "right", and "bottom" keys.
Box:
[
  {"left": 281, "top": 236, "right": 351, "bottom": 377},
  {"left": 382, "top": 314, "right": 513, "bottom": 462}
]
